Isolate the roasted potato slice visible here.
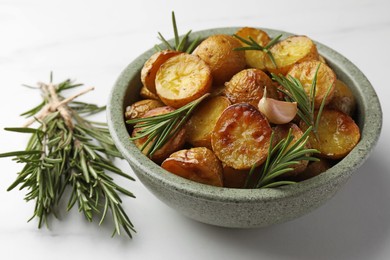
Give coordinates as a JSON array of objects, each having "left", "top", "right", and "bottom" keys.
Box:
[
  {"left": 327, "top": 79, "right": 357, "bottom": 116},
  {"left": 132, "top": 106, "right": 186, "bottom": 163},
  {"left": 193, "top": 34, "right": 246, "bottom": 85},
  {"left": 235, "top": 27, "right": 270, "bottom": 70},
  {"left": 264, "top": 35, "right": 319, "bottom": 75},
  {"left": 300, "top": 109, "right": 360, "bottom": 159},
  {"left": 224, "top": 68, "right": 278, "bottom": 107},
  {"left": 273, "top": 123, "right": 309, "bottom": 176},
  {"left": 141, "top": 50, "right": 181, "bottom": 94},
  {"left": 211, "top": 103, "right": 272, "bottom": 170},
  {"left": 161, "top": 147, "right": 223, "bottom": 187},
  {"left": 155, "top": 53, "right": 212, "bottom": 108},
  {"left": 222, "top": 164, "right": 249, "bottom": 188},
  {"left": 125, "top": 99, "right": 164, "bottom": 120},
  {"left": 287, "top": 60, "right": 336, "bottom": 108},
  {"left": 140, "top": 85, "right": 160, "bottom": 100},
  {"left": 186, "top": 96, "right": 231, "bottom": 149}
]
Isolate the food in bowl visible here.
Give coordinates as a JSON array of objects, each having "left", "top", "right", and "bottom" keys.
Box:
[
  {"left": 107, "top": 21, "right": 381, "bottom": 227},
  {"left": 125, "top": 25, "right": 361, "bottom": 189}
]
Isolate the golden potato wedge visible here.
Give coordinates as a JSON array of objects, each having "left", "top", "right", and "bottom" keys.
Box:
[
  {"left": 264, "top": 35, "right": 319, "bottom": 75},
  {"left": 224, "top": 68, "right": 278, "bottom": 107},
  {"left": 222, "top": 164, "right": 249, "bottom": 188},
  {"left": 132, "top": 106, "right": 186, "bottom": 163},
  {"left": 193, "top": 34, "right": 246, "bottom": 85},
  {"left": 300, "top": 109, "right": 360, "bottom": 159},
  {"left": 186, "top": 96, "right": 231, "bottom": 149},
  {"left": 155, "top": 53, "right": 212, "bottom": 108},
  {"left": 161, "top": 147, "right": 223, "bottom": 187},
  {"left": 125, "top": 99, "right": 164, "bottom": 120},
  {"left": 295, "top": 158, "right": 332, "bottom": 181},
  {"left": 327, "top": 79, "right": 357, "bottom": 116},
  {"left": 273, "top": 123, "right": 309, "bottom": 176},
  {"left": 211, "top": 103, "right": 272, "bottom": 170},
  {"left": 140, "top": 85, "right": 160, "bottom": 100},
  {"left": 287, "top": 60, "right": 336, "bottom": 108},
  {"left": 141, "top": 50, "right": 181, "bottom": 94},
  {"left": 235, "top": 27, "right": 270, "bottom": 70}
]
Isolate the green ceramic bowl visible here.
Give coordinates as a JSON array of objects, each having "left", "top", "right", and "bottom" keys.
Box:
[{"left": 107, "top": 28, "right": 382, "bottom": 227}]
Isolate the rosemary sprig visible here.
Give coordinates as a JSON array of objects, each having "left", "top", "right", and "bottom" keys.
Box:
[
  {"left": 246, "top": 126, "right": 320, "bottom": 189},
  {"left": 155, "top": 11, "right": 200, "bottom": 53},
  {"left": 233, "top": 33, "right": 282, "bottom": 68},
  {"left": 271, "top": 64, "right": 333, "bottom": 134},
  {"left": 127, "top": 94, "right": 210, "bottom": 158},
  {"left": 0, "top": 77, "right": 136, "bottom": 238}
]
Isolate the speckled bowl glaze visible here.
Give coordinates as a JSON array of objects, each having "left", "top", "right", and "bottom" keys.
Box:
[{"left": 107, "top": 28, "right": 382, "bottom": 228}]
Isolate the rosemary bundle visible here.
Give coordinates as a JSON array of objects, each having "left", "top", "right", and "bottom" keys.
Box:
[{"left": 0, "top": 77, "right": 135, "bottom": 238}]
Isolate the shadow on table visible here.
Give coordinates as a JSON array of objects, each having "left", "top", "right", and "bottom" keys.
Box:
[{"left": 188, "top": 154, "right": 390, "bottom": 260}]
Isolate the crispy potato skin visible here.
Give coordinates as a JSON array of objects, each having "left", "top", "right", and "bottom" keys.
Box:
[
  {"left": 300, "top": 109, "right": 360, "bottom": 159},
  {"left": 273, "top": 123, "right": 309, "bottom": 176},
  {"left": 211, "top": 103, "right": 272, "bottom": 170},
  {"left": 125, "top": 99, "right": 164, "bottom": 120},
  {"left": 132, "top": 106, "right": 186, "bottom": 163},
  {"left": 161, "top": 147, "right": 223, "bottom": 187},
  {"left": 265, "top": 35, "right": 319, "bottom": 75},
  {"left": 287, "top": 60, "right": 336, "bottom": 108},
  {"left": 235, "top": 27, "right": 270, "bottom": 70},
  {"left": 193, "top": 34, "right": 246, "bottom": 85},
  {"left": 327, "top": 79, "right": 357, "bottom": 116},
  {"left": 186, "top": 96, "right": 231, "bottom": 149},
  {"left": 141, "top": 50, "right": 181, "bottom": 94},
  {"left": 155, "top": 53, "right": 212, "bottom": 108},
  {"left": 224, "top": 68, "right": 278, "bottom": 107}
]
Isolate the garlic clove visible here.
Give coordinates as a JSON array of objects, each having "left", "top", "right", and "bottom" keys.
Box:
[{"left": 258, "top": 90, "right": 298, "bottom": 124}]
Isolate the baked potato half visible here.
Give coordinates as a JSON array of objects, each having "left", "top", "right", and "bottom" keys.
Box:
[
  {"left": 224, "top": 68, "right": 278, "bottom": 107},
  {"left": 193, "top": 34, "right": 246, "bottom": 85},
  {"left": 161, "top": 147, "right": 223, "bottom": 187},
  {"left": 141, "top": 50, "right": 181, "bottom": 94},
  {"left": 211, "top": 103, "right": 272, "bottom": 170},
  {"left": 264, "top": 35, "right": 319, "bottom": 75},
  {"left": 155, "top": 53, "right": 212, "bottom": 108},
  {"left": 186, "top": 96, "right": 231, "bottom": 149},
  {"left": 300, "top": 109, "right": 360, "bottom": 159}
]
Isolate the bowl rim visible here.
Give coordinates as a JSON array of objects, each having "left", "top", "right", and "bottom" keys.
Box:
[{"left": 107, "top": 27, "right": 382, "bottom": 203}]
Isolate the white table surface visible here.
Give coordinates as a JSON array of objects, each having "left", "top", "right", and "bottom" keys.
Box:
[{"left": 1, "top": 0, "right": 389, "bottom": 259}]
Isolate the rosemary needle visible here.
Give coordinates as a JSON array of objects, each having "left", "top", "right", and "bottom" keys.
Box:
[
  {"left": 127, "top": 93, "right": 210, "bottom": 158},
  {"left": 233, "top": 33, "right": 282, "bottom": 68},
  {"left": 246, "top": 126, "right": 320, "bottom": 189},
  {"left": 271, "top": 64, "right": 333, "bottom": 134},
  {"left": 155, "top": 11, "right": 200, "bottom": 53}
]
